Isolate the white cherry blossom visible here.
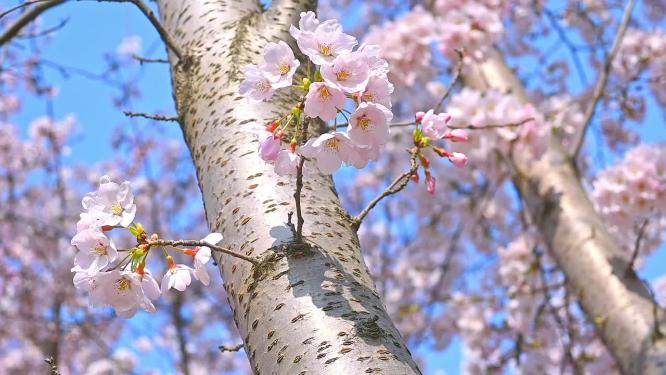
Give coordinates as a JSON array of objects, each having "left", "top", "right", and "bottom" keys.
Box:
[
  {"left": 82, "top": 175, "right": 136, "bottom": 228},
  {"left": 71, "top": 228, "right": 118, "bottom": 271}
]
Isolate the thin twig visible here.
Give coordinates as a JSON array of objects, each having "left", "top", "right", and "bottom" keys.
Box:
[
  {"left": 132, "top": 54, "right": 169, "bottom": 64},
  {"left": 44, "top": 357, "right": 61, "bottom": 375},
  {"left": 16, "top": 17, "right": 69, "bottom": 39},
  {"left": 334, "top": 118, "right": 532, "bottom": 131},
  {"left": 448, "top": 117, "right": 535, "bottom": 130},
  {"left": 0, "top": 0, "right": 66, "bottom": 46},
  {"left": 151, "top": 239, "right": 259, "bottom": 265},
  {"left": 625, "top": 218, "right": 649, "bottom": 276},
  {"left": 571, "top": 0, "right": 637, "bottom": 158},
  {"left": 294, "top": 118, "right": 309, "bottom": 243},
  {"left": 92, "top": 0, "right": 184, "bottom": 61},
  {"left": 219, "top": 343, "right": 244, "bottom": 353},
  {"left": 434, "top": 49, "right": 464, "bottom": 112},
  {"left": 544, "top": 8, "right": 589, "bottom": 86},
  {"left": 351, "top": 149, "right": 419, "bottom": 230},
  {"left": 124, "top": 111, "right": 179, "bottom": 122}
]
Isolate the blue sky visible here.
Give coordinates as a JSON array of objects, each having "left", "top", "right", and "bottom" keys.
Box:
[{"left": 3, "top": 0, "right": 665, "bottom": 374}]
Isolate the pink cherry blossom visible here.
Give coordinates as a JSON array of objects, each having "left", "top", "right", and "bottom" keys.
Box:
[
  {"left": 321, "top": 52, "right": 370, "bottom": 93},
  {"left": 258, "top": 133, "right": 282, "bottom": 162},
  {"left": 239, "top": 64, "right": 275, "bottom": 101},
  {"left": 448, "top": 152, "right": 468, "bottom": 168},
  {"left": 300, "top": 132, "right": 360, "bottom": 174},
  {"left": 261, "top": 41, "right": 300, "bottom": 88},
  {"left": 348, "top": 102, "right": 393, "bottom": 147},
  {"left": 425, "top": 173, "right": 437, "bottom": 194},
  {"left": 274, "top": 150, "right": 299, "bottom": 176},
  {"left": 421, "top": 109, "right": 452, "bottom": 140},
  {"left": 289, "top": 13, "right": 356, "bottom": 65},
  {"left": 359, "top": 76, "right": 394, "bottom": 108},
  {"left": 443, "top": 129, "right": 469, "bottom": 142},
  {"left": 304, "top": 82, "right": 346, "bottom": 121}
]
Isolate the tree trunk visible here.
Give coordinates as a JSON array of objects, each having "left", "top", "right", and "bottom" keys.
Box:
[
  {"left": 155, "top": 1, "right": 420, "bottom": 374},
  {"left": 464, "top": 50, "right": 666, "bottom": 374}
]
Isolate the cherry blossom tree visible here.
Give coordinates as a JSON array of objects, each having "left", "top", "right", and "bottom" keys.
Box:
[{"left": 1, "top": 0, "right": 665, "bottom": 374}]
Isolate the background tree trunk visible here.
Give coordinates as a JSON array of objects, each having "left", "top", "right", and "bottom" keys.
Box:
[
  {"left": 155, "top": 1, "right": 420, "bottom": 373},
  {"left": 464, "top": 50, "right": 666, "bottom": 374}
]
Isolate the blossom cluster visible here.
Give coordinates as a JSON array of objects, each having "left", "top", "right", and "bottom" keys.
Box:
[
  {"left": 71, "top": 176, "right": 221, "bottom": 317},
  {"left": 364, "top": 7, "right": 437, "bottom": 86},
  {"left": 591, "top": 143, "right": 666, "bottom": 259},
  {"left": 613, "top": 28, "right": 666, "bottom": 106},
  {"left": 240, "top": 11, "right": 395, "bottom": 176}
]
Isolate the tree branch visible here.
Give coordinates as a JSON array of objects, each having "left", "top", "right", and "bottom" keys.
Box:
[
  {"left": 0, "top": 0, "right": 66, "bottom": 46},
  {"left": 93, "top": 0, "right": 184, "bottom": 61},
  {"left": 294, "top": 118, "right": 309, "bottom": 243},
  {"left": 123, "top": 111, "right": 179, "bottom": 122},
  {"left": 44, "top": 357, "right": 61, "bottom": 375},
  {"left": 132, "top": 54, "right": 169, "bottom": 64},
  {"left": 434, "top": 49, "right": 464, "bottom": 112},
  {"left": 150, "top": 239, "right": 259, "bottom": 265},
  {"left": 571, "top": 0, "right": 637, "bottom": 158},
  {"left": 351, "top": 149, "right": 419, "bottom": 231},
  {"left": 625, "top": 218, "right": 649, "bottom": 276},
  {"left": 218, "top": 343, "right": 244, "bottom": 352}
]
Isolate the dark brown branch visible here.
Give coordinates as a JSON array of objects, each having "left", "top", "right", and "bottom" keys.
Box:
[
  {"left": 625, "top": 218, "right": 649, "bottom": 276},
  {"left": 571, "top": 0, "right": 637, "bottom": 157},
  {"left": 294, "top": 118, "right": 309, "bottom": 243},
  {"left": 434, "top": 49, "right": 464, "bottom": 112},
  {"left": 448, "top": 117, "right": 535, "bottom": 130},
  {"left": 16, "top": 17, "right": 69, "bottom": 39},
  {"left": 351, "top": 149, "right": 419, "bottom": 231},
  {"left": 0, "top": 0, "right": 66, "bottom": 46},
  {"left": 44, "top": 357, "right": 60, "bottom": 375},
  {"left": 150, "top": 239, "right": 259, "bottom": 265},
  {"left": 219, "top": 343, "right": 244, "bottom": 352},
  {"left": 123, "top": 111, "right": 179, "bottom": 122},
  {"left": 132, "top": 54, "right": 169, "bottom": 64},
  {"left": 93, "top": 0, "right": 184, "bottom": 61}
]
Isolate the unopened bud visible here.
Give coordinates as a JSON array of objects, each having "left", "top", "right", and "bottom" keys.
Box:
[
  {"left": 448, "top": 152, "right": 468, "bottom": 168},
  {"left": 443, "top": 129, "right": 468, "bottom": 142},
  {"left": 415, "top": 111, "right": 426, "bottom": 124},
  {"left": 266, "top": 120, "right": 279, "bottom": 133}
]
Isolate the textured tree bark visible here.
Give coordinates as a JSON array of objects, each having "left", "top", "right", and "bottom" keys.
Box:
[
  {"left": 465, "top": 50, "right": 666, "bottom": 374},
  {"left": 155, "top": 1, "right": 419, "bottom": 374}
]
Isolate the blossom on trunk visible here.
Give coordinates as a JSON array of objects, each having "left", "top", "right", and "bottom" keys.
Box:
[
  {"left": 274, "top": 150, "right": 300, "bottom": 176},
  {"left": 261, "top": 41, "right": 300, "bottom": 88},
  {"left": 289, "top": 12, "right": 357, "bottom": 66},
  {"left": 321, "top": 52, "right": 370, "bottom": 93},
  {"left": 348, "top": 102, "right": 392, "bottom": 147},
  {"left": 300, "top": 132, "right": 361, "bottom": 174},
  {"left": 239, "top": 64, "right": 276, "bottom": 101},
  {"left": 304, "top": 82, "right": 346, "bottom": 121}
]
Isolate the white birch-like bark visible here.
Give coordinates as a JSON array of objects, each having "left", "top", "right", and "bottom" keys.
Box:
[
  {"left": 154, "top": 1, "right": 420, "bottom": 374},
  {"left": 465, "top": 50, "right": 666, "bottom": 375}
]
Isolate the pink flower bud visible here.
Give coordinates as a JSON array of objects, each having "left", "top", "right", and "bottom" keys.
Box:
[
  {"left": 448, "top": 152, "right": 468, "bottom": 168},
  {"left": 259, "top": 135, "right": 281, "bottom": 162},
  {"left": 443, "top": 129, "right": 469, "bottom": 142},
  {"left": 415, "top": 111, "right": 426, "bottom": 124},
  {"left": 425, "top": 173, "right": 436, "bottom": 194}
]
